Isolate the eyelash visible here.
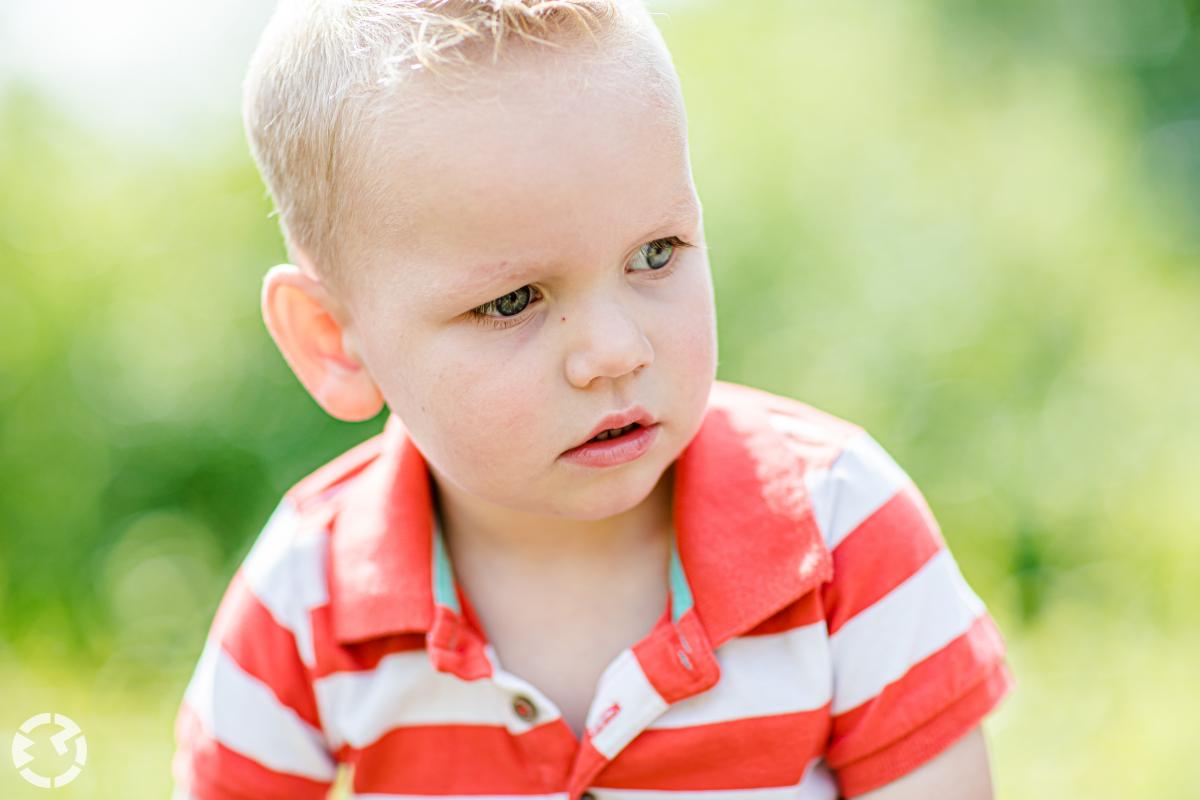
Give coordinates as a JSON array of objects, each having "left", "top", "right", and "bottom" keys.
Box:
[{"left": 466, "top": 236, "right": 695, "bottom": 331}]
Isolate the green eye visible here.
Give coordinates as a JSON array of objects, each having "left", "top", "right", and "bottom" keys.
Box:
[
  {"left": 631, "top": 238, "right": 676, "bottom": 271},
  {"left": 491, "top": 287, "right": 533, "bottom": 317},
  {"left": 468, "top": 284, "right": 542, "bottom": 329}
]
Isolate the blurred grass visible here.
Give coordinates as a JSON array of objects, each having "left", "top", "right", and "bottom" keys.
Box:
[{"left": 2, "top": 0, "right": 1198, "bottom": 797}]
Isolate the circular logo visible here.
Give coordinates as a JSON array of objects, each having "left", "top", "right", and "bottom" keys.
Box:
[{"left": 11, "top": 713, "right": 87, "bottom": 789}]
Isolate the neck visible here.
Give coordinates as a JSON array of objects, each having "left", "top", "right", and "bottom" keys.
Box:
[{"left": 430, "top": 464, "right": 675, "bottom": 578}]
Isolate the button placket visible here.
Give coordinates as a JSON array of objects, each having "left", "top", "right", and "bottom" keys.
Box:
[
  {"left": 584, "top": 649, "right": 669, "bottom": 756},
  {"left": 676, "top": 625, "right": 693, "bottom": 670}
]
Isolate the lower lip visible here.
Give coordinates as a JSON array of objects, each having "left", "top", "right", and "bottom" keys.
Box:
[{"left": 560, "top": 423, "right": 660, "bottom": 468}]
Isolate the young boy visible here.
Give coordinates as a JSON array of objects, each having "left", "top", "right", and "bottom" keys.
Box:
[{"left": 172, "top": 1, "right": 1015, "bottom": 798}]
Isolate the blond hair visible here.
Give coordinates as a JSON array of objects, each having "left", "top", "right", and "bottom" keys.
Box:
[{"left": 243, "top": 0, "right": 668, "bottom": 290}]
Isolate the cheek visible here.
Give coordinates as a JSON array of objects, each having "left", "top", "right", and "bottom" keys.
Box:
[
  {"left": 423, "top": 339, "right": 548, "bottom": 464},
  {"left": 656, "top": 270, "right": 717, "bottom": 378}
]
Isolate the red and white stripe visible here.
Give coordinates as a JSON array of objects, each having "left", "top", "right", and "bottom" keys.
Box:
[
  {"left": 786, "top": 422, "right": 1009, "bottom": 794},
  {"left": 174, "top": 410, "right": 1010, "bottom": 799},
  {"left": 650, "top": 622, "right": 832, "bottom": 728},
  {"left": 181, "top": 636, "right": 335, "bottom": 782},
  {"left": 239, "top": 498, "right": 330, "bottom": 667}
]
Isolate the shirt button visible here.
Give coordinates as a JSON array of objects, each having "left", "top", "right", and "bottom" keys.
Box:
[{"left": 511, "top": 694, "right": 538, "bottom": 723}]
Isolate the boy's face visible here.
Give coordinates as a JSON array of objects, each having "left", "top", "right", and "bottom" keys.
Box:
[{"left": 318, "top": 49, "right": 716, "bottom": 521}]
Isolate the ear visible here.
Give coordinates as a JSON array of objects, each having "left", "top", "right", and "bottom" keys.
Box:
[{"left": 260, "top": 264, "right": 385, "bottom": 422}]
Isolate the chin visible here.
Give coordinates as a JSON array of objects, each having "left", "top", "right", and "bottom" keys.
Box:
[{"left": 560, "top": 462, "right": 668, "bottom": 520}]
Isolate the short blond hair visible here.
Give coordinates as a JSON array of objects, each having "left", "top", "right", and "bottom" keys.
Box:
[{"left": 243, "top": 0, "right": 669, "bottom": 291}]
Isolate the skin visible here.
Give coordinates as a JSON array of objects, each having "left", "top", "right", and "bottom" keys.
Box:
[
  {"left": 260, "top": 31, "right": 996, "bottom": 799},
  {"left": 854, "top": 725, "right": 995, "bottom": 800}
]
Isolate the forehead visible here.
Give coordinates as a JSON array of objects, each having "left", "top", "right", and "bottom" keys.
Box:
[{"left": 343, "top": 46, "right": 694, "bottom": 295}]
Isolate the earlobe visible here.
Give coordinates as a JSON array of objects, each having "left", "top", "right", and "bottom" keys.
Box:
[{"left": 260, "top": 264, "right": 385, "bottom": 422}]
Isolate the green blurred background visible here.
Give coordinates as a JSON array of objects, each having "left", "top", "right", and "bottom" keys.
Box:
[{"left": 2, "top": 0, "right": 1198, "bottom": 796}]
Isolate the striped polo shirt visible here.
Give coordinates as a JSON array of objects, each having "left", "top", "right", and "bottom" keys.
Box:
[{"left": 172, "top": 379, "right": 1015, "bottom": 799}]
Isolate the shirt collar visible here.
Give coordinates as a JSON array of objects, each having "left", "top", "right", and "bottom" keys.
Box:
[{"left": 327, "top": 380, "right": 833, "bottom": 649}]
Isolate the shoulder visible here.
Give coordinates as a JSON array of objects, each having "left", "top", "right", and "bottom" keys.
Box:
[
  {"left": 709, "top": 379, "right": 866, "bottom": 444},
  {"left": 706, "top": 393, "right": 1012, "bottom": 797},
  {"left": 706, "top": 381, "right": 934, "bottom": 566},
  {"left": 250, "top": 422, "right": 392, "bottom": 575},
  {"left": 708, "top": 379, "right": 871, "bottom": 462},
  {"left": 709, "top": 381, "right": 909, "bottom": 534},
  {"left": 228, "top": 425, "right": 392, "bottom": 664},
  {"left": 284, "top": 424, "right": 392, "bottom": 514}
]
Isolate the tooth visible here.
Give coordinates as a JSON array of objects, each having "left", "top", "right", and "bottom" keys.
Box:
[{"left": 591, "top": 423, "right": 639, "bottom": 443}]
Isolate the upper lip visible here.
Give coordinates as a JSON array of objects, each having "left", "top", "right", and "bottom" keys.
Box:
[{"left": 570, "top": 406, "right": 657, "bottom": 450}]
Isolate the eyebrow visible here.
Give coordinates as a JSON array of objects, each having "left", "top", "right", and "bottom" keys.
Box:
[{"left": 439, "top": 197, "right": 700, "bottom": 307}]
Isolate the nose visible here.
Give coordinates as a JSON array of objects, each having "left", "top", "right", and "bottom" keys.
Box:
[{"left": 564, "top": 297, "right": 654, "bottom": 389}]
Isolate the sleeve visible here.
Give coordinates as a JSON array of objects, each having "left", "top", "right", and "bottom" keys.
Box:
[
  {"left": 172, "top": 498, "right": 338, "bottom": 800},
  {"left": 812, "top": 430, "right": 1016, "bottom": 798}
]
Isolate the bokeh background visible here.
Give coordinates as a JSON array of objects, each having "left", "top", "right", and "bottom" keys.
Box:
[{"left": 2, "top": 0, "right": 1198, "bottom": 796}]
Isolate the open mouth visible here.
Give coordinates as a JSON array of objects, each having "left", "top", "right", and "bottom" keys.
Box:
[
  {"left": 588, "top": 422, "right": 642, "bottom": 443},
  {"left": 561, "top": 418, "right": 660, "bottom": 466}
]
